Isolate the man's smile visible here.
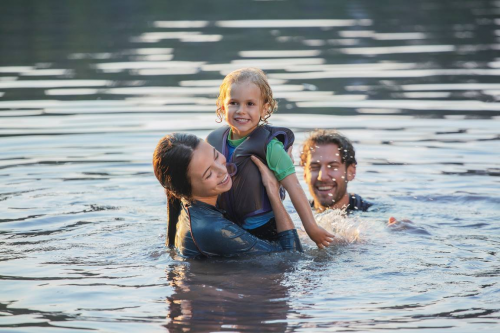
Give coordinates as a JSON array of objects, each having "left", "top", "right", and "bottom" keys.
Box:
[{"left": 315, "top": 182, "right": 336, "bottom": 192}]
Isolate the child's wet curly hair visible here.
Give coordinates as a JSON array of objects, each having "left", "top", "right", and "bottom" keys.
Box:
[{"left": 215, "top": 67, "right": 277, "bottom": 124}]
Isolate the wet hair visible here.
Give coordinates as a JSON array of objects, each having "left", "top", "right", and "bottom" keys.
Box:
[
  {"left": 300, "top": 129, "right": 357, "bottom": 168},
  {"left": 153, "top": 133, "right": 200, "bottom": 247},
  {"left": 215, "top": 67, "right": 277, "bottom": 124}
]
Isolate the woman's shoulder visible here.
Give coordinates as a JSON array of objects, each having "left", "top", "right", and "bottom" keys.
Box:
[{"left": 184, "top": 200, "right": 233, "bottom": 229}]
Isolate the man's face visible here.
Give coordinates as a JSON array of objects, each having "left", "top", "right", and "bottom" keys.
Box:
[{"left": 303, "top": 143, "right": 356, "bottom": 210}]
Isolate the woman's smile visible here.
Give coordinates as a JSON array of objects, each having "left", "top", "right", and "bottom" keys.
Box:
[{"left": 218, "top": 174, "right": 230, "bottom": 185}]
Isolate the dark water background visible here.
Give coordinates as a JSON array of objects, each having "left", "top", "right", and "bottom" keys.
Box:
[{"left": 1, "top": 0, "right": 499, "bottom": 332}]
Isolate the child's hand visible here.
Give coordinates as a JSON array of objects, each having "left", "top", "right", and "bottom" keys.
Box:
[
  {"left": 306, "top": 225, "right": 335, "bottom": 249},
  {"left": 251, "top": 155, "right": 280, "bottom": 197}
]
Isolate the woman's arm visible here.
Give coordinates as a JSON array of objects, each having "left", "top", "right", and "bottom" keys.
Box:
[
  {"left": 251, "top": 155, "right": 295, "bottom": 233},
  {"left": 280, "top": 173, "right": 334, "bottom": 248},
  {"left": 192, "top": 210, "right": 302, "bottom": 257}
]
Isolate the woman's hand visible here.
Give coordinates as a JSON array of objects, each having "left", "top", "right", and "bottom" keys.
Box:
[
  {"left": 251, "top": 155, "right": 280, "bottom": 198},
  {"left": 251, "top": 155, "right": 294, "bottom": 233}
]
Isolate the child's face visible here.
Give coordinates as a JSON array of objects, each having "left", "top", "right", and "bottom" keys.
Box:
[{"left": 222, "top": 81, "right": 269, "bottom": 140}]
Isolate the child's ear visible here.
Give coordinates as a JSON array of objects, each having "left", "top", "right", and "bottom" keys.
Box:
[
  {"left": 346, "top": 164, "right": 356, "bottom": 181},
  {"left": 261, "top": 102, "right": 270, "bottom": 119}
]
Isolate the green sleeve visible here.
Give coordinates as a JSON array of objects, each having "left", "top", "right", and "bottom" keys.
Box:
[{"left": 266, "top": 138, "right": 296, "bottom": 181}]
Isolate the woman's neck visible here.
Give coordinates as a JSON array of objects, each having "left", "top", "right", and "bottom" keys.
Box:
[{"left": 191, "top": 195, "right": 217, "bottom": 207}]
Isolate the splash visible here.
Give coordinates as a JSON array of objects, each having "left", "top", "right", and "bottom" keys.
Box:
[{"left": 315, "top": 208, "right": 362, "bottom": 244}]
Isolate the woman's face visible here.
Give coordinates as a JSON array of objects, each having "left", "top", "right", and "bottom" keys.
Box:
[{"left": 187, "top": 140, "right": 232, "bottom": 200}]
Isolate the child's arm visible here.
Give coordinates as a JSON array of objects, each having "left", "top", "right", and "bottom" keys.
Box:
[{"left": 280, "top": 173, "right": 335, "bottom": 248}]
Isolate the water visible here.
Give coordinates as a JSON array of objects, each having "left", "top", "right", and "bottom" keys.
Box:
[{"left": 1, "top": 0, "right": 499, "bottom": 332}]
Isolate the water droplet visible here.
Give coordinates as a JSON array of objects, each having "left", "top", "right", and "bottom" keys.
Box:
[
  {"left": 354, "top": 206, "right": 358, "bottom": 209},
  {"left": 336, "top": 153, "right": 339, "bottom": 156},
  {"left": 328, "top": 193, "right": 333, "bottom": 196},
  {"left": 341, "top": 176, "right": 345, "bottom": 179},
  {"left": 334, "top": 168, "right": 338, "bottom": 171}
]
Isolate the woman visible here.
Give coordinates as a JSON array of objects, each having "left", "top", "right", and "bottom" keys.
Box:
[{"left": 152, "top": 133, "right": 303, "bottom": 258}]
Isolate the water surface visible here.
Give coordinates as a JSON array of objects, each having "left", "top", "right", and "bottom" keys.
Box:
[{"left": 1, "top": 0, "right": 499, "bottom": 332}]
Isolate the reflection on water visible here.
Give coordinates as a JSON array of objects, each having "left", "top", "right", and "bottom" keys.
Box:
[{"left": 1, "top": 0, "right": 499, "bottom": 332}]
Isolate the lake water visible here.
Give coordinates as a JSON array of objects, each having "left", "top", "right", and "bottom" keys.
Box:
[{"left": 1, "top": 0, "right": 499, "bottom": 332}]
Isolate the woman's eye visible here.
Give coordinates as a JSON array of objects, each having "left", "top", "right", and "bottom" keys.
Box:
[{"left": 206, "top": 171, "right": 212, "bottom": 179}]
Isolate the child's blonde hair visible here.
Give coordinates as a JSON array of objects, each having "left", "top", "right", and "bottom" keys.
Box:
[{"left": 215, "top": 67, "right": 278, "bottom": 124}]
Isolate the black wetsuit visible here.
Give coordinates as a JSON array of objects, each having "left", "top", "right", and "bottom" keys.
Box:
[
  {"left": 175, "top": 200, "right": 303, "bottom": 258},
  {"left": 310, "top": 193, "right": 372, "bottom": 212}
]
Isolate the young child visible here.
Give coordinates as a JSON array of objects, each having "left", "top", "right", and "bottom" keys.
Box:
[{"left": 206, "top": 68, "right": 334, "bottom": 248}]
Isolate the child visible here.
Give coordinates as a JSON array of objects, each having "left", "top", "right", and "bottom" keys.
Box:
[{"left": 207, "top": 68, "right": 334, "bottom": 248}]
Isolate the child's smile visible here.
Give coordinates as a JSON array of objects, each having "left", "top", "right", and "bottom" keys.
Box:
[{"left": 223, "top": 81, "right": 269, "bottom": 140}]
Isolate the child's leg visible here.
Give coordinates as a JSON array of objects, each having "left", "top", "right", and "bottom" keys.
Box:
[{"left": 246, "top": 218, "right": 279, "bottom": 241}]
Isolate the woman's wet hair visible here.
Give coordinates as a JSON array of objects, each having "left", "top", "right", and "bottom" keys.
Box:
[
  {"left": 153, "top": 132, "right": 200, "bottom": 200},
  {"left": 153, "top": 133, "right": 200, "bottom": 247},
  {"left": 215, "top": 67, "right": 277, "bottom": 124},
  {"left": 300, "top": 129, "right": 357, "bottom": 167}
]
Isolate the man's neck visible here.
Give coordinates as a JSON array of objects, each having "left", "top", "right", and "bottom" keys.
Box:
[{"left": 314, "top": 193, "right": 350, "bottom": 212}]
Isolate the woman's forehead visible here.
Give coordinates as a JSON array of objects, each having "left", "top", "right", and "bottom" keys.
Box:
[{"left": 189, "top": 141, "right": 213, "bottom": 176}]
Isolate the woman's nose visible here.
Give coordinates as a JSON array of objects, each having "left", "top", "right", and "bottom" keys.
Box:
[{"left": 215, "top": 158, "right": 227, "bottom": 173}]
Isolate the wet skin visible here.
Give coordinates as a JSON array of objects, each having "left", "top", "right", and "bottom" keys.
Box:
[
  {"left": 222, "top": 81, "right": 269, "bottom": 140},
  {"left": 303, "top": 143, "right": 356, "bottom": 212},
  {"left": 188, "top": 140, "right": 232, "bottom": 206}
]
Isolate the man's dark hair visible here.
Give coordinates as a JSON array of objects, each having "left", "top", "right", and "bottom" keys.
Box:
[{"left": 300, "top": 129, "right": 357, "bottom": 167}]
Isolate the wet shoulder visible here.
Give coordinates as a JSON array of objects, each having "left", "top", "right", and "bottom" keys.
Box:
[{"left": 348, "top": 193, "right": 372, "bottom": 212}]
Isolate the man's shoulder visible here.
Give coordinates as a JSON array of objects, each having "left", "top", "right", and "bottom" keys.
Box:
[
  {"left": 348, "top": 193, "right": 372, "bottom": 212},
  {"left": 310, "top": 195, "right": 372, "bottom": 213}
]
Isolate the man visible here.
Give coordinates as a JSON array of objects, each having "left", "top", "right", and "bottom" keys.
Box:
[{"left": 300, "top": 129, "right": 371, "bottom": 213}]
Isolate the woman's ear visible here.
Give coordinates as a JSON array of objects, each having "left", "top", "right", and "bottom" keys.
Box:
[{"left": 346, "top": 164, "right": 356, "bottom": 181}]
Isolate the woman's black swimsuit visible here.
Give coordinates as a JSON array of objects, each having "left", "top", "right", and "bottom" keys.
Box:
[{"left": 174, "top": 200, "right": 303, "bottom": 258}]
